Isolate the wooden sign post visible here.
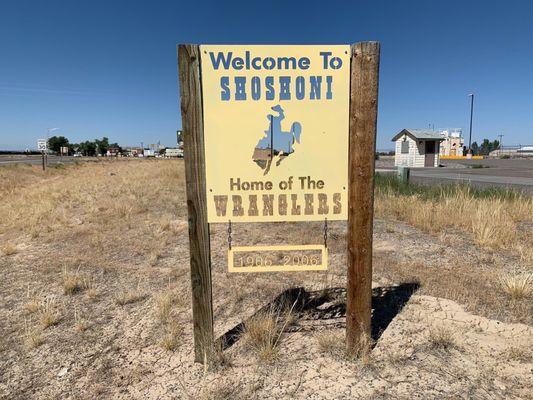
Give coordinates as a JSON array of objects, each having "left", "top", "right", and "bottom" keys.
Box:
[
  {"left": 346, "top": 42, "right": 380, "bottom": 353},
  {"left": 178, "top": 42, "right": 379, "bottom": 363},
  {"left": 178, "top": 44, "right": 214, "bottom": 363}
]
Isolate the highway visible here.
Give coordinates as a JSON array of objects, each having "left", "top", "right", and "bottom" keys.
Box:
[
  {"left": 0, "top": 155, "right": 78, "bottom": 166},
  {"left": 2, "top": 154, "right": 532, "bottom": 193},
  {"left": 376, "top": 158, "right": 533, "bottom": 192}
]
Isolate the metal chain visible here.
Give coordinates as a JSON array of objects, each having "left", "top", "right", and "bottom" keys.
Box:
[
  {"left": 228, "top": 220, "right": 232, "bottom": 250},
  {"left": 323, "top": 218, "right": 328, "bottom": 248}
]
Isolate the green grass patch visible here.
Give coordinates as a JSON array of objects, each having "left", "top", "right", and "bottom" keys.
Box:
[{"left": 374, "top": 173, "right": 524, "bottom": 202}]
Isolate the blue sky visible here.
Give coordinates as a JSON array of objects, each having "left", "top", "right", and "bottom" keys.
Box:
[{"left": 0, "top": 0, "right": 531, "bottom": 150}]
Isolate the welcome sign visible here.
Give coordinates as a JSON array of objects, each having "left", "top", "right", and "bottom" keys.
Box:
[{"left": 201, "top": 45, "right": 350, "bottom": 223}]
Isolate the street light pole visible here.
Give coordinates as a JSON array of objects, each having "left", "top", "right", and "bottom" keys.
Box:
[{"left": 468, "top": 93, "right": 474, "bottom": 156}]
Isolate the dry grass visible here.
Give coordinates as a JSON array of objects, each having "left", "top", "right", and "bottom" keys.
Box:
[
  {"left": 373, "top": 178, "right": 533, "bottom": 326},
  {"left": 0, "top": 160, "right": 186, "bottom": 260},
  {"left": 347, "top": 332, "right": 374, "bottom": 363},
  {"left": 154, "top": 290, "right": 176, "bottom": 323},
  {"left": 374, "top": 256, "right": 532, "bottom": 325},
  {"left": 160, "top": 320, "right": 182, "bottom": 351},
  {"left": 0, "top": 159, "right": 531, "bottom": 398},
  {"left": 316, "top": 330, "right": 345, "bottom": 359},
  {"left": 154, "top": 284, "right": 187, "bottom": 351},
  {"left": 505, "top": 345, "right": 531, "bottom": 362},
  {"left": 84, "top": 277, "right": 98, "bottom": 300},
  {"left": 115, "top": 289, "right": 144, "bottom": 306},
  {"left": 62, "top": 267, "right": 84, "bottom": 295},
  {"left": 24, "top": 287, "right": 42, "bottom": 314},
  {"left": 2, "top": 243, "right": 18, "bottom": 256},
  {"left": 242, "top": 306, "right": 295, "bottom": 363},
  {"left": 471, "top": 203, "right": 517, "bottom": 247},
  {"left": 375, "top": 177, "right": 533, "bottom": 254},
  {"left": 316, "top": 330, "right": 374, "bottom": 364},
  {"left": 74, "top": 307, "right": 88, "bottom": 332},
  {"left": 38, "top": 297, "right": 60, "bottom": 328},
  {"left": 23, "top": 321, "right": 44, "bottom": 349},
  {"left": 427, "top": 324, "right": 459, "bottom": 350},
  {"left": 500, "top": 273, "right": 532, "bottom": 300}
]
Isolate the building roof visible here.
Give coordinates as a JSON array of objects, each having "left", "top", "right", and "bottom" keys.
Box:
[{"left": 391, "top": 129, "right": 445, "bottom": 142}]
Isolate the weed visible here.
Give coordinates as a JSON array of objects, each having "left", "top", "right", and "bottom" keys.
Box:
[
  {"left": 83, "top": 276, "right": 98, "bottom": 300},
  {"left": 74, "top": 307, "right": 88, "bottom": 332},
  {"left": 374, "top": 174, "right": 532, "bottom": 255},
  {"left": 158, "top": 215, "right": 172, "bottom": 232},
  {"left": 428, "top": 324, "right": 459, "bottom": 350},
  {"left": 243, "top": 305, "right": 295, "bottom": 363},
  {"left": 160, "top": 321, "right": 182, "bottom": 351},
  {"left": 24, "top": 287, "right": 41, "bottom": 314},
  {"left": 316, "top": 331, "right": 345, "bottom": 359},
  {"left": 23, "top": 321, "right": 44, "bottom": 349},
  {"left": 39, "top": 297, "right": 60, "bottom": 328},
  {"left": 2, "top": 243, "right": 17, "bottom": 256},
  {"left": 62, "top": 267, "right": 83, "bottom": 295},
  {"left": 506, "top": 345, "right": 531, "bottom": 362},
  {"left": 154, "top": 291, "right": 174, "bottom": 323},
  {"left": 500, "top": 273, "right": 532, "bottom": 300},
  {"left": 115, "top": 285, "right": 144, "bottom": 306}
]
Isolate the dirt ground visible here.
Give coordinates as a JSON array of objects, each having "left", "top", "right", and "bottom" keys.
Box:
[{"left": 0, "top": 159, "right": 531, "bottom": 399}]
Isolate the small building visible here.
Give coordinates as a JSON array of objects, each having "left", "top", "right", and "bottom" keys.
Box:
[
  {"left": 127, "top": 147, "right": 143, "bottom": 157},
  {"left": 439, "top": 129, "right": 464, "bottom": 156},
  {"left": 107, "top": 147, "right": 121, "bottom": 157},
  {"left": 392, "top": 129, "right": 444, "bottom": 167}
]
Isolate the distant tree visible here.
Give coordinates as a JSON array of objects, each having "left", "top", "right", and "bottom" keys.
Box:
[
  {"left": 78, "top": 141, "right": 97, "bottom": 156},
  {"left": 95, "top": 137, "right": 109, "bottom": 156},
  {"left": 478, "top": 139, "right": 500, "bottom": 155},
  {"left": 471, "top": 141, "right": 479, "bottom": 155},
  {"left": 47, "top": 136, "right": 70, "bottom": 153},
  {"left": 109, "top": 142, "right": 122, "bottom": 153},
  {"left": 480, "top": 139, "right": 491, "bottom": 155}
]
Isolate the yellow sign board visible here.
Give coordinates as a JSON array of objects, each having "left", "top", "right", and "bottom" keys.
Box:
[
  {"left": 201, "top": 45, "right": 350, "bottom": 223},
  {"left": 228, "top": 244, "right": 328, "bottom": 273}
]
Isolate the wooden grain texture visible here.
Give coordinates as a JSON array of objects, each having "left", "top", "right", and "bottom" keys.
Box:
[
  {"left": 346, "top": 41, "right": 380, "bottom": 352},
  {"left": 177, "top": 44, "right": 214, "bottom": 363}
]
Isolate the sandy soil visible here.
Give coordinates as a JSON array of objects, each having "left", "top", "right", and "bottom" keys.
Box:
[{"left": 0, "top": 160, "right": 531, "bottom": 399}]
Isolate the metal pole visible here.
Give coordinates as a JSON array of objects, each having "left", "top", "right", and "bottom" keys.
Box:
[
  {"left": 270, "top": 115, "right": 273, "bottom": 161},
  {"left": 41, "top": 150, "right": 45, "bottom": 171},
  {"left": 468, "top": 93, "right": 474, "bottom": 152}
]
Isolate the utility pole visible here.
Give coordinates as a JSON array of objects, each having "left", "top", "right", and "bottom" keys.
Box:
[{"left": 467, "top": 93, "right": 474, "bottom": 158}]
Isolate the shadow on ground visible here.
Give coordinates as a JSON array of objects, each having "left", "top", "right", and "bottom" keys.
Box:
[{"left": 219, "top": 282, "right": 420, "bottom": 350}]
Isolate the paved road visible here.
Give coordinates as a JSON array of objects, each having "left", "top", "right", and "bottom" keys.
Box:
[
  {"left": 376, "top": 158, "right": 533, "bottom": 193},
  {"left": 3, "top": 154, "right": 532, "bottom": 193},
  {"left": 0, "top": 155, "right": 78, "bottom": 166},
  {"left": 412, "top": 169, "right": 533, "bottom": 187}
]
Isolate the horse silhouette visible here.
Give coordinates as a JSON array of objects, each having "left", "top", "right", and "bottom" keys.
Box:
[{"left": 253, "top": 105, "right": 302, "bottom": 174}]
